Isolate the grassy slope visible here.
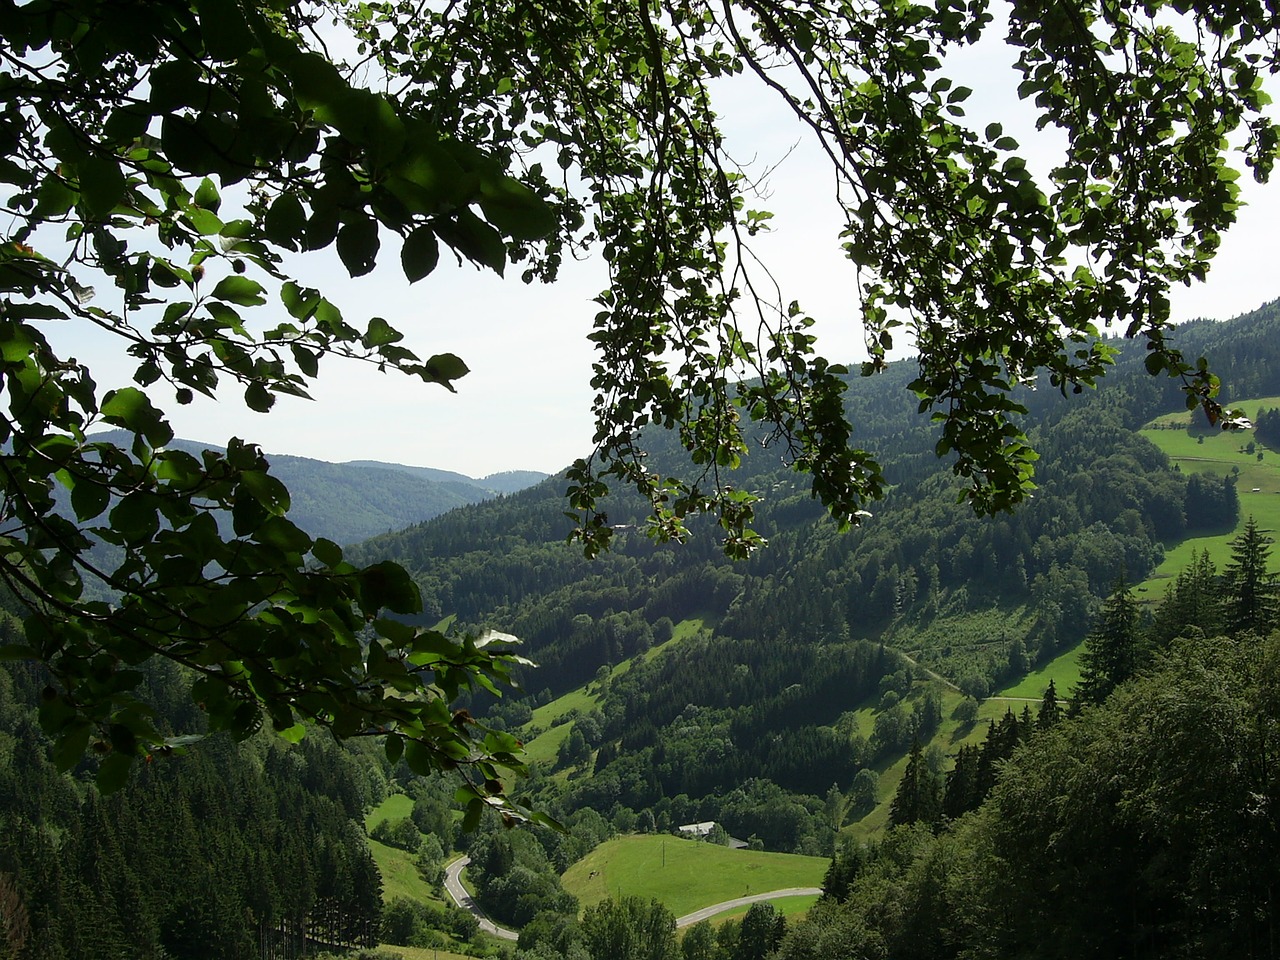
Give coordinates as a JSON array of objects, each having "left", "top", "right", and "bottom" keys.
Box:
[
  {"left": 994, "top": 643, "right": 1084, "bottom": 700},
  {"left": 366, "top": 793, "right": 414, "bottom": 831},
  {"left": 376, "top": 947, "right": 477, "bottom": 960},
  {"left": 521, "top": 619, "right": 705, "bottom": 766},
  {"left": 364, "top": 795, "right": 447, "bottom": 906},
  {"left": 1139, "top": 399, "right": 1280, "bottom": 597},
  {"left": 561, "top": 835, "right": 827, "bottom": 917}
]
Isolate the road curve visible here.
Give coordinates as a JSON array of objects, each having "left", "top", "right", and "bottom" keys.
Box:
[
  {"left": 443, "top": 856, "right": 519, "bottom": 941},
  {"left": 445, "top": 856, "right": 819, "bottom": 936},
  {"left": 675, "top": 887, "right": 823, "bottom": 927}
]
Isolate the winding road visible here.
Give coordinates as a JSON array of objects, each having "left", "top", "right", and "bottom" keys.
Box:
[
  {"left": 444, "top": 856, "right": 519, "bottom": 941},
  {"left": 443, "top": 856, "right": 821, "bottom": 938}
]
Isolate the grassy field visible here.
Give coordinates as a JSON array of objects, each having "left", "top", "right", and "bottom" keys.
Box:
[
  {"left": 561, "top": 835, "right": 827, "bottom": 918},
  {"left": 845, "top": 682, "right": 1017, "bottom": 839},
  {"left": 366, "top": 793, "right": 415, "bottom": 832},
  {"left": 1139, "top": 399, "right": 1280, "bottom": 595},
  {"left": 993, "top": 642, "right": 1083, "bottom": 700},
  {"left": 375, "top": 946, "right": 476, "bottom": 960},
  {"left": 369, "top": 838, "right": 443, "bottom": 905},
  {"left": 363, "top": 795, "right": 446, "bottom": 906}
]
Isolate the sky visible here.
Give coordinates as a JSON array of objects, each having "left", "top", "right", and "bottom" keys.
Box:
[{"left": 57, "top": 18, "right": 1280, "bottom": 480}]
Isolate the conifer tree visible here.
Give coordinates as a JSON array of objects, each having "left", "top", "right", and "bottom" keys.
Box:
[
  {"left": 1149, "top": 549, "right": 1222, "bottom": 645},
  {"left": 942, "top": 744, "right": 981, "bottom": 820},
  {"left": 1037, "top": 680, "right": 1062, "bottom": 732},
  {"left": 1223, "top": 517, "right": 1279, "bottom": 636},
  {"left": 1076, "top": 577, "right": 1140, "bottom": 707},
  {"left": 889, "top": 738, "right": 941, "bottom": 828}
]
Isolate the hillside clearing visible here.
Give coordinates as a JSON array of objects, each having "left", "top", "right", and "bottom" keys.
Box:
[{"left": 561, "top": 835, "right": 828, "bottom": 918}]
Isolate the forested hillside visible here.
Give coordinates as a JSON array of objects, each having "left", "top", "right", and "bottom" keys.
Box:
[
  {"left": 348, "top": 301, "right": 1280, "bottom": 862},
  {"left": 0, "top": 649, "right": 386, "bottom": 959},
  {"left": 87, "top": 430, "right": 548, "bottom": 545}
]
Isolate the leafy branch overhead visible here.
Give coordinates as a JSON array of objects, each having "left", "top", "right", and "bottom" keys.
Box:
[{"left": 0, "top": 0, "right": 1274, "bottom": 795}]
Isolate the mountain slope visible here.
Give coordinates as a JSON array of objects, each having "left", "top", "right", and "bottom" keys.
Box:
[
  {"left": 86, "top": 430, "right": 548, "bottom": 544},
  {"left": 356, "top": 301, "right": 1280, "bottom": 850}
]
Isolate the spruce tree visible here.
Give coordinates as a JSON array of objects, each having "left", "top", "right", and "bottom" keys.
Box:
[
  {"left": 889, "top": 738, "right": 941, "bottom": 828},
  {"left": 942, "top": 745, "right": 981, "bottom": 820},
  {"left": 1223, "top": 516, "right": 1279, "bottom": 636},
  {"left": 1150, "top": 549, "right": 1222, "bottom": 645},
  {"left": 1076, "top": 577, "right": 1140, "bottom": 707},
  {"left": 1037, "top": 680, "right": 1062, "bottom": 732}
]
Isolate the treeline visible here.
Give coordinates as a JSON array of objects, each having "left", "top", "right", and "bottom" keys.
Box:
[
  {"left": 511, "top": 894, "right": 789, "bottom": 960},
  {"left": 0, "top": 652, "right": 386, "bottom": 960}
]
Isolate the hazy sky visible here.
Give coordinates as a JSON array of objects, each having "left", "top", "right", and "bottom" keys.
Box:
[{"left": 64, "top": 26, "right": 1280, "bottom": 479}]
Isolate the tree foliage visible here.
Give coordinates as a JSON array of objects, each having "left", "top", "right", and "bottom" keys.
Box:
[{"left": 0, "top": 0, "right": 1273, "bottom": 790}]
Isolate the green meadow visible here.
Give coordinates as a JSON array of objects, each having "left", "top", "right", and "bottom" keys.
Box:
[
  {"left": 1139, "top": 398, "right": 1280, "bottom": 594},
  {"left": 561, "top": 835, "right": 827, "bottom": 918},
  {"left": 363, "top": 794, "right": 444, "bottom": 905},
  {"left": 994, "top": 643, "right": 1083, "bottom": 700}
]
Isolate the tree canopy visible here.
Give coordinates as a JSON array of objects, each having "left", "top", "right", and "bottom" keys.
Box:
[{"left": 0, "top": 0, "right": 1273, "bottom": 796}]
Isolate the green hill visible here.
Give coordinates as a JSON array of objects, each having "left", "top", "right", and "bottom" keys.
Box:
[
  {"left": 561, "top": 835, "right": 827, "bottom": 918},
  {"left": 86, "top": 429, "right": 548, "bottom": 544}
]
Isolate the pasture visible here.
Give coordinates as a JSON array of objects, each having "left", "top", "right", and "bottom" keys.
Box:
[{"left": 561, "top": 835, "right": 827, "bottom": 918}]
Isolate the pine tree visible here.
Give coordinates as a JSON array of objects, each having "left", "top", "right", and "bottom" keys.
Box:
[
  {"left": 1076, "top": 577, "right": 1140, "bottom": 706},
  {"left": 1223, "top": 516, "right": 1279, "bottom": 636},
  {"left": 889, "top": 738, "right": 941, "bottom": 828},
  {"left": 942, "top": 745, "right": 981, "bottom": 820},
  {"left": 1037, "top": 680, "right": 1062, "bottom": 732},
  {"left": 1149, "top": 549, "right": 1222, "bottom": 645}
]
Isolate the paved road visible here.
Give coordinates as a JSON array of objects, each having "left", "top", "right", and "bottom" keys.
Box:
[
  {"left": 674, "top": 887, "right": 823, "bottom": 927},
  {"left": 443, "top": 856, "right": 519, "bottom": 941}
]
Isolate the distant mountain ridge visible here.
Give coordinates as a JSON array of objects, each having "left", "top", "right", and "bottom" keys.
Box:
[{"left": 86, "top": 429, "right": 550, "bottom": 545}]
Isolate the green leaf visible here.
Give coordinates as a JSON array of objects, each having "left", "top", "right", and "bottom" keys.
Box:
[
  {"left": 265, "top": 193, "right": 307, "bottom": 249},
  {"left": 194, "top": 177, "right": 221, "bottom": 212},
  {"left": 384, "top": 733, "right": 404, "bottom": 764},
  {"left": 312, "top": 537, "right": 342, "bottom": 567},
  {"left": 404, "top": 738, "right": 434, "bottom": 776},
  {"left": 477, "top": 176, "right": 557, "bottom": 241},
  {"left": 101, "top": 387, "right": 173, "bottom": 447},
  {"left": 255, "top": 515, "right": 312, "bottom": 553},
  {"left": 358, "top": 561, "right": 421, "bottom": 615},
  {"left": 211, "top": 275, "right": 267, "bottom": 306},
  {"left": 423, "top": 353, "right": 469, "bottom": 388},
  {"left": 244, "top": 381, "right": 275, "bottom": 412},
  {"left": 437, "top": 210, "right": 506, "bottom": 275},
  {"left": 161, "top": 114, "right": 213, "bottom": 175},
  {"left": 111, "top": 492, "right": 160, "bottom": 544},
  {"left": 96, "top": 752, "right": 134, "bottom": 794},
  {"left": 336, "top": 216, "right": 380, "bottom": 277},
  {"left": 240, "top": 469, "right": 290, "bottom": 515},
  {"left": 362, "top": 317, "right": 403, "bottom": 349},
  {"left": 70, "top": 477, "right": 111, "bottom": 522},
  {"left": 196, "top": 0, "right": 256, "bottom": 60},
  {"left": 53, "top": 722, "right": 92, "bottom": 772},
  {"left": 77, "top": 155, "right": 126, "bottom": 217},
  {"left": 401, "top": 226, "right": 439, "bottom": 282}
]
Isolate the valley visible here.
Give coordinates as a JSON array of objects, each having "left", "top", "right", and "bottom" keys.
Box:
[{"left": 5, "top": 302, "right": 1280, "bottom": 959}]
